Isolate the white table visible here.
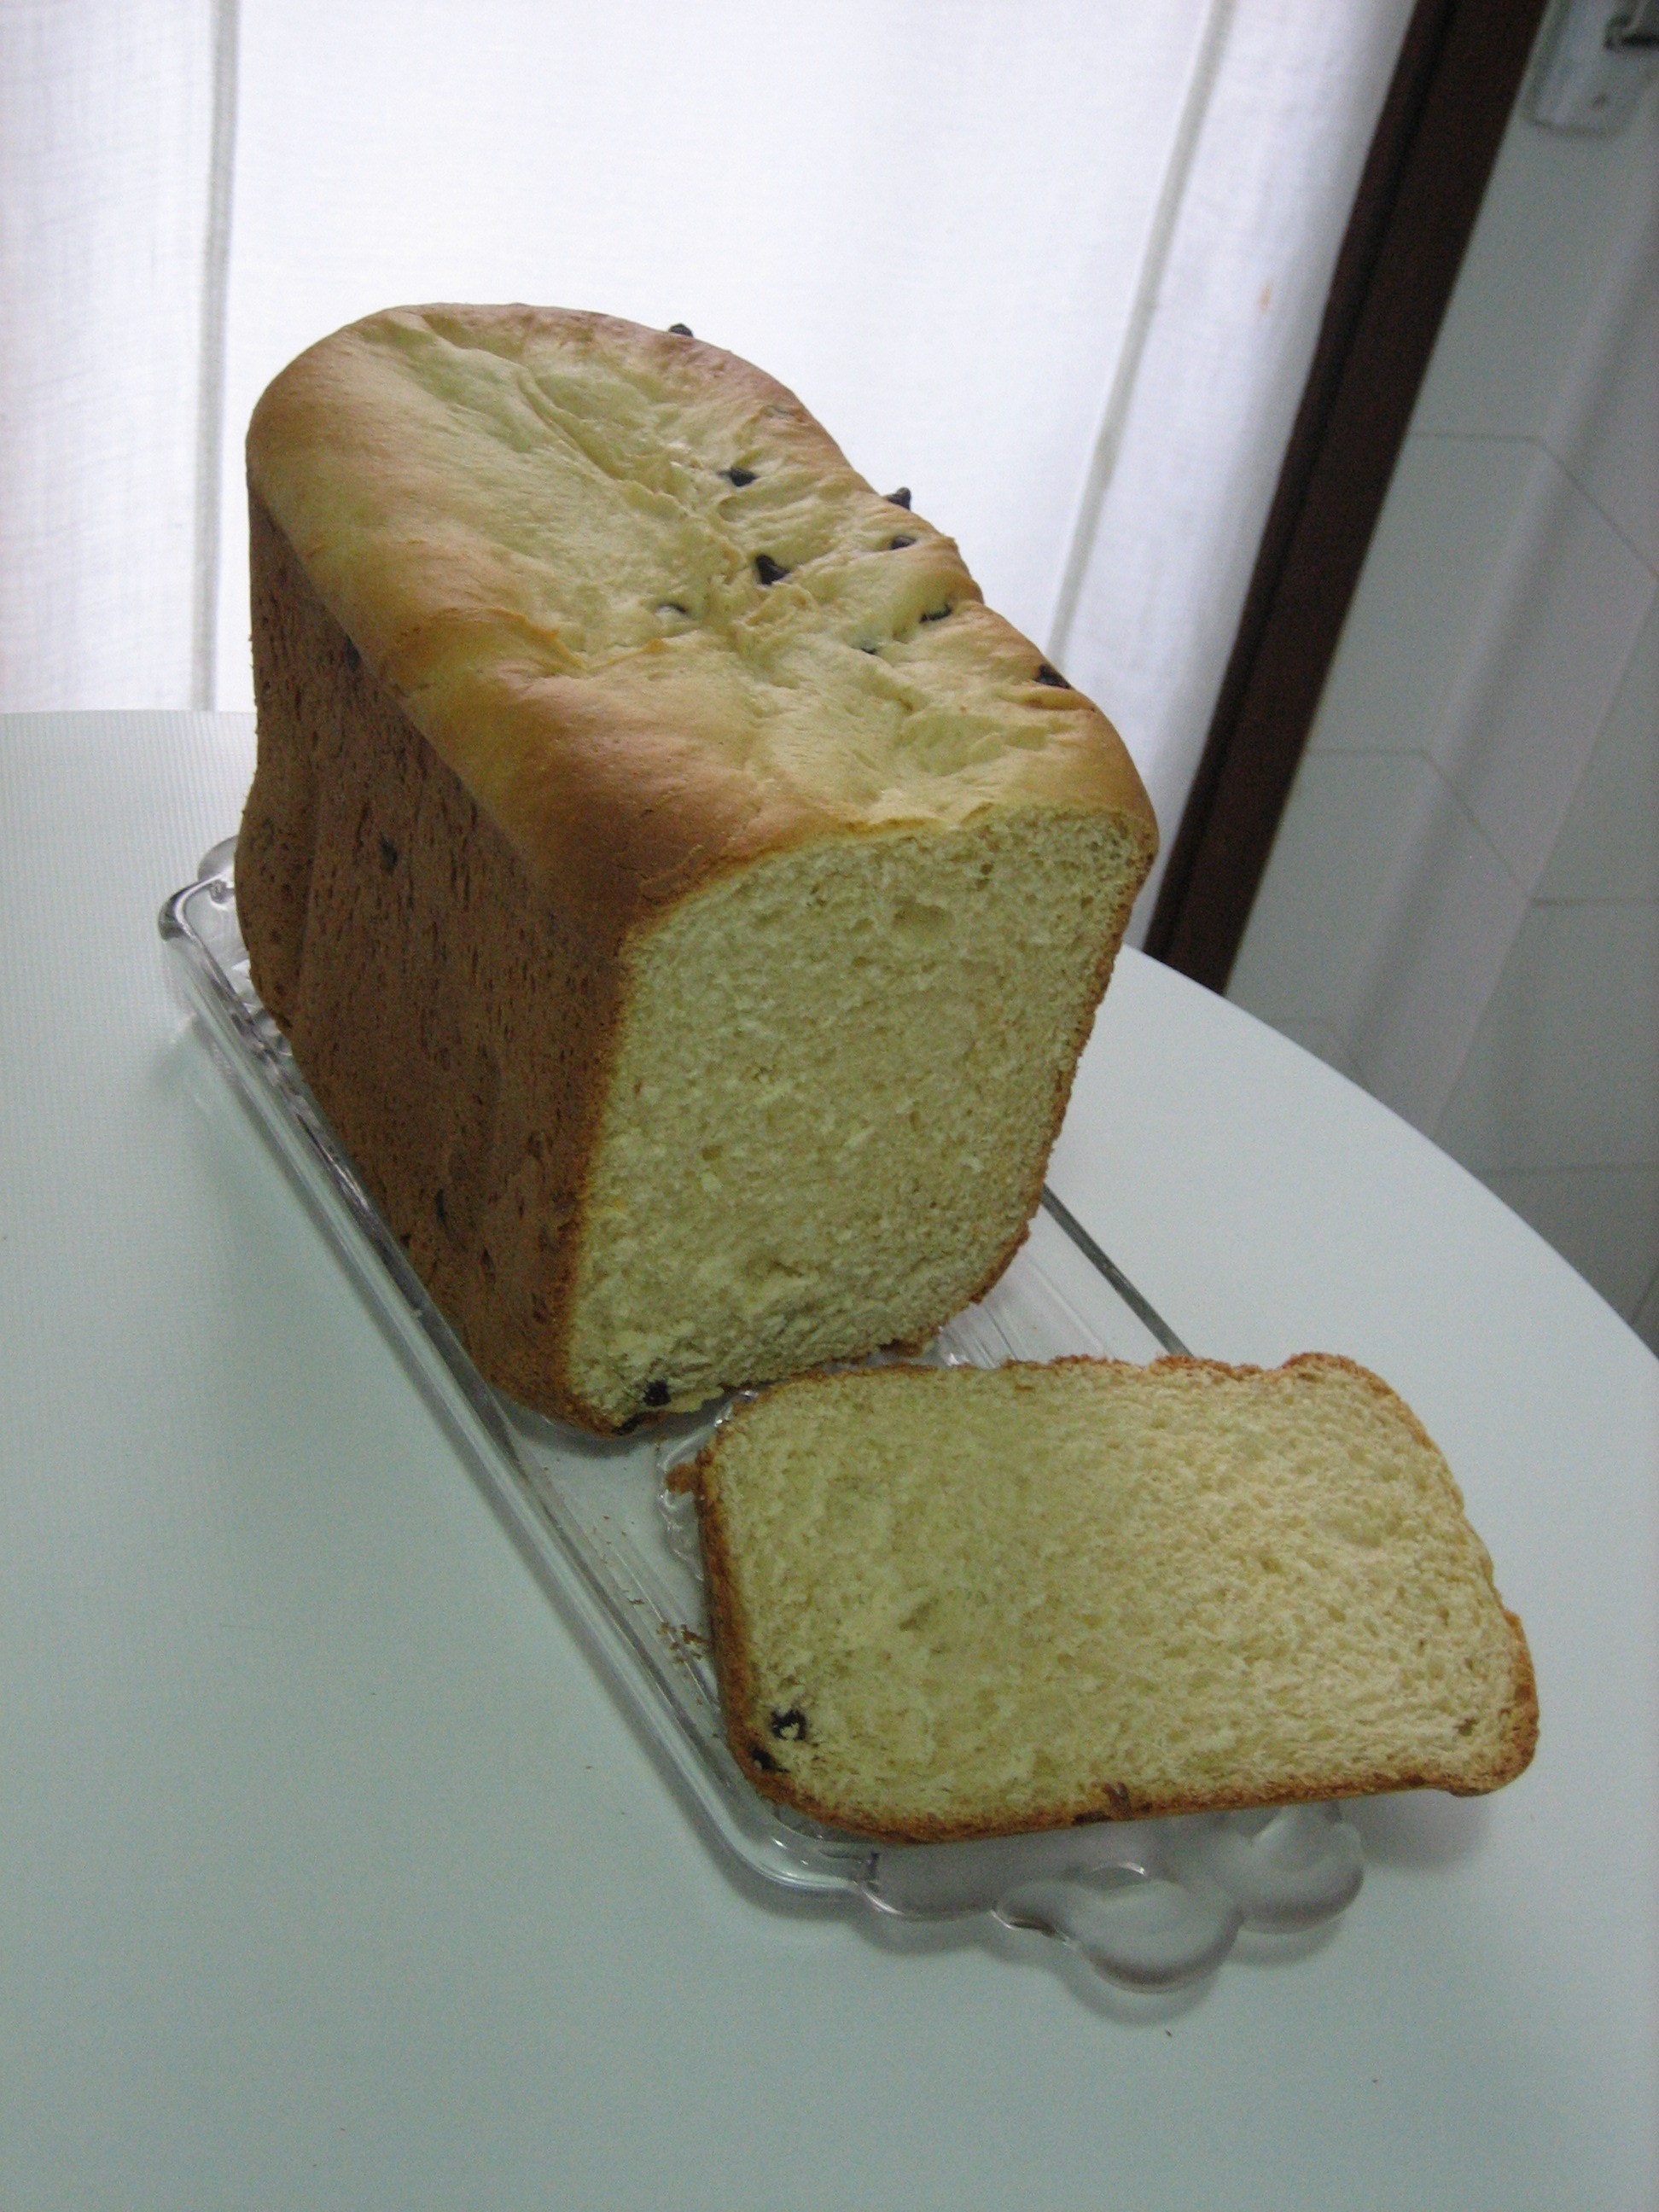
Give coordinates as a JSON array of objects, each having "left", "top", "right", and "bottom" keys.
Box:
[{"left": 3, "top": 712, "right": 1655, "bottom": 2211}]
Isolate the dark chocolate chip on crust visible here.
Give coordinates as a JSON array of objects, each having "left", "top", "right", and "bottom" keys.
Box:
[
  {"left": 667, "top": 322, "right": 694, "bottom": 336},
  {"left": 754, "top": 553, "right": 790, "bottom": 586},
  {"left": 887, "top": 535, "right": 916, "bottom": 550},
  {"left": 723, "top": 465, "right": 756, "bottom": 486},
  {"left": 919, "top": 604, "right": 952, "bottom": 623},
  {"left": 748, "top": 1741, "right": 783, "bottom": 1773},
  {"left": 643, "top": 1378, "right": 671, "bottom": 1408},
  {"left": 769, "top": 1706, "right": 809, "bottom": 1742},
  {"left": 1035, "top": 661, "right": 1072, "bottom": 688},
  {"left": 885, "top": 486, "right": 912, "bottom": 509}
]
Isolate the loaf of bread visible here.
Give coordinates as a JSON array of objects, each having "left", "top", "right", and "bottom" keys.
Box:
[
  {"left": 236, "top": 306, "right": 1156, "bottom": 1432},
  {"left": 672, "top": 1355, "right": 1538, "bottom": 1842}
]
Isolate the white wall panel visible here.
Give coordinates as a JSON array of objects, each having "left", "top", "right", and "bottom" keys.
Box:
[
  {"left": 1306, "top": 435, "right": 1535, "bottom": 759},
  {"left": 1343, "top": 768, "right": 1529, "bottom": 1132},
  {"left": 1231, "top": 73, "right": 1659, "bottom": 1336},
  {"left": 1551, "top": 154, "right": 1659, "bottom": 571},
  {"left": 1229, "top": 749, "right": 1432, "bottom": 1026},
  {"left": 1412, "top": 96, "right": 1650, "bottom": 444},
  {"left": 1425, "top": 453, "right": 1653, "bottom": 888},
  {"left": 1539, "top": 596, "right": 1659, "bottom": 905},
  {"left": 1437, "top": 902, "right": 1659, "bottom": 1173},
  {"left": 1481, "top": 1166, "right": 1659, "bottom": 1324}
]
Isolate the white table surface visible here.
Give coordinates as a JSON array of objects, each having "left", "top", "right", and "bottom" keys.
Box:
[{"left": 3, "top": 711, "right": 1655, "bottom": 2211}]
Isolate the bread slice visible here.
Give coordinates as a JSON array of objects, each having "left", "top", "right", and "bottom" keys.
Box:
[
  {"left": 672, "top": 1355, "right": 1538, "bottom": 1842},
  {"left": 236, "top": 306, "right": 1156, "bottom": 1432}
]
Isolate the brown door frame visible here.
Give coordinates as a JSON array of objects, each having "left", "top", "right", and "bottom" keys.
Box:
[{"left": 1144, "top": 0, "right": 1551, "bottom": 990}]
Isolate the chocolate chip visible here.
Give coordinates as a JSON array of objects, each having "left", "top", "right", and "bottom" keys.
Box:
[
  {"left": 667, "top": 323, "right": 694, "bottom": 336},
  {"left": 723, "top": 466, "right": 755, "bottom": 486},
  {"left": 749, "top": 1743, "right": 782, "bottom": 1773},
  {"left": 343, "top": 639, "right": 361, "bottom": 672},
  {"left": 919, "top": 604, "right": 952, "bottom": 623},
  {"left": 887, "top": 536, "right": 916, "bottom": 550},
  {"left": 1035, "top": 661, "right": 1071, "bottom": 689},
  {"left": 769, "top": 1706, "right": 809, "bottom": 1742},
  {"left": 643, "top": 1378, "right": 670, "bottom": 1407},
  {"left": 378, "top": 834, "right": 399, "bottom": 873},
  {"left": 886, "top": 487, "right": 912, "bottom": 509},
  {"left": 754, "top": 553, "right": 790, "bottom": 586}
]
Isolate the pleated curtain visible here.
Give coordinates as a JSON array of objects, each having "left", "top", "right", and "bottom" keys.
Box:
[{"left": 1, "top": 0, "right": 1412, "bottom": 932}]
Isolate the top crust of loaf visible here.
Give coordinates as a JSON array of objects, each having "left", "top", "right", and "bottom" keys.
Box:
[{"left": 247, "top": 305, "right": 1155, "bottom": 935}]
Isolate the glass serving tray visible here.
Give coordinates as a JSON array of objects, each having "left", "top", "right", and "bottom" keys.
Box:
[{"left": 160, "top": 840, "right": 1364, "bottom": 1994}]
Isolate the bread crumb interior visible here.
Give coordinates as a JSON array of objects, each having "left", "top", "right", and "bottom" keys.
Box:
[
  {"left": 566, "top": 810, "right": 1138, "bottom": 1421},
  {"left": 704, "top": 1362, "right": 1527, "bottom": 1832}
]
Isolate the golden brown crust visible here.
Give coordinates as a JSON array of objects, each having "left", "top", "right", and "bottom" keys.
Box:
[
  {"left": 247, "top": 305, "right": 1155, "bottom": 950},
  {"left": 678, "top": 1356, "right": 1540, "bottom": 1842},
  {"left": 239, "top": 492, "right": 623, "bottom": 1426}
]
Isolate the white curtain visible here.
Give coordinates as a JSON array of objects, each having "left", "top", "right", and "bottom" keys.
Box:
[
  {"left": 4, "top": 0, "right": 1412, "bottom": 922},
  {"left": 0, "top": 0, "right": 220, "bottom": 708}
]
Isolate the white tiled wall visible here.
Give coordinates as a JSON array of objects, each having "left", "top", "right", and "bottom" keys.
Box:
[{"left": 1231, "top": 76, "right": 1659, "bottom": 1353}]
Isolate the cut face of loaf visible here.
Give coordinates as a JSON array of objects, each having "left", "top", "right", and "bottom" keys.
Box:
[
  {"left": 236, "top": 307, "right": 1156, "bottom": 1431},
  {"left": 674, "top": 1356, "right": 1539, "bottom": 1842},
  {"left": 563, "top": 809, "right": 1139, "bottom": 1422}
]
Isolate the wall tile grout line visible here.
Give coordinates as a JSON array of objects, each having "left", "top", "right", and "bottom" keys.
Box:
[
  {"left": 1632, "top": 1253, "right": 1659, "bottom": 1330},
  {"left": 1532, "top": 894, "right": 1659, "bottom": 911},
  {"left": 1540, "top": 446, "right": 1659, "bottom": 579},
  {"left": 1401, "top": 425, "right": 1659, "bottom": 573}
]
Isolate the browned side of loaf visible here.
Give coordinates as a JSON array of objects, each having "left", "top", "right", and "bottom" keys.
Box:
[
  {"left": 237, "top": 490, "right": 626, "bottom": 1426},
  {"left": 672, "top": 1355, "right": 1540, "bottom": 1845}
]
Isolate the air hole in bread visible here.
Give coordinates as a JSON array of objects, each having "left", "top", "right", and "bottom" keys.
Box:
[{"left": 892, "top": 897, "right": 952, "bottom": 940}]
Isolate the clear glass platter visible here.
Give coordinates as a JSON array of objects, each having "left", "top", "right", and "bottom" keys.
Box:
[{"left": 160, "top": 840, "right": 1364, "bottom": 1994}]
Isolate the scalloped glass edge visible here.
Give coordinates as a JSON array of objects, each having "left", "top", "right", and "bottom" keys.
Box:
[{"left": 160, "top": 839, "right": 1363, "bottom": 1993}]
